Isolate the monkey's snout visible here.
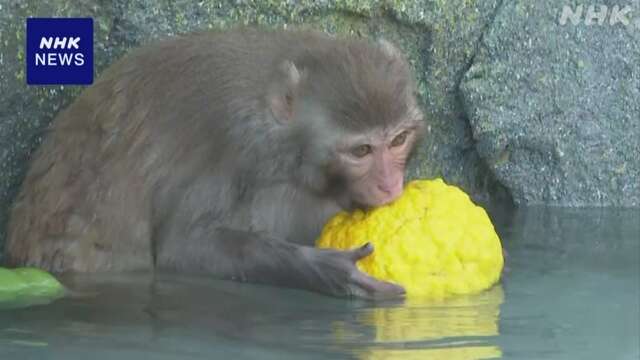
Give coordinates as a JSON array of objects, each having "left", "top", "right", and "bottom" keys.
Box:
[{"left": 377, "top": 179, "right": 404, "bottom": 203}]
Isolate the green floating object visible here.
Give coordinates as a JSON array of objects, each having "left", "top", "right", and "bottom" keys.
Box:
[{"left": 0, "top": 267, "right": 65, "bottom": 309}]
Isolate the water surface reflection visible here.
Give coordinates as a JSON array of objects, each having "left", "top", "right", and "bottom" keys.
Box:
[{"left": 1, "top": 207, "right": 638, "bottom": 360}]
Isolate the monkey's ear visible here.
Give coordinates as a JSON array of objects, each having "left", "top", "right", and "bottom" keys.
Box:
[
  {"left": 268, "top": 61, "right": 303, "bottom": 124},
  {"left": 378, "top": 39, "right": 402, "bottom": 60}
]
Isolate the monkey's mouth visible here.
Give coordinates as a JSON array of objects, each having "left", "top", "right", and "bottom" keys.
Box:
[
  {"left": 341, "top": 180, "right": 404, "bottom": 210},
  {"left": 348, "top": 192, "right": 403, "bottom": 211}
]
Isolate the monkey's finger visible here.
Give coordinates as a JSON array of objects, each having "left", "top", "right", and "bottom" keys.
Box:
[
  {"left": 350, "top": 242, "right": 374, "bottom": 262},
  {"left": 351, "top": 271, "right": 405, "bottom": 299}
]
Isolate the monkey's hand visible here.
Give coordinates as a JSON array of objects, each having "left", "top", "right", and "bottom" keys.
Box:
[
  {"left": 158, "top": 228, "right": 403, "bottom": 299},
  {"left": 301, "top": 243, "right": 405, "bottom": 299}
]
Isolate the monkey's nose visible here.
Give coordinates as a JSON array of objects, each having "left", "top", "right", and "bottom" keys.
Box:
[{"left": 378, "top": 179, "right": 403, "bottom": 198}]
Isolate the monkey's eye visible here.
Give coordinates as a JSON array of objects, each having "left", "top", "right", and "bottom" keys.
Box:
[
  {"left": 391, "top": 131, "right": 409, "bottom": 147},
  {"left": 351, "top": 144, "right": 373, "bottom": 158}
]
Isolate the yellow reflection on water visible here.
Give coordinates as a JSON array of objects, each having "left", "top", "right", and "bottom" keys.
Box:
[
  {"left": 356, "top": 346, "right": 501, "bottom": 360},
  {"left": 333, "top": 285, "right": 504, "bottom": 360}
]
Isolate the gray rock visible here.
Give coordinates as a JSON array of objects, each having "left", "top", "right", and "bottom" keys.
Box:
[{"left": 461, "top": 0, "right": 640, "bottom": 206}]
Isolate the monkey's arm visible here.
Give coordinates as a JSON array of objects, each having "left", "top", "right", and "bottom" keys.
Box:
[{"left": 157, "top": 228, "right": 404, "bottom": 299}]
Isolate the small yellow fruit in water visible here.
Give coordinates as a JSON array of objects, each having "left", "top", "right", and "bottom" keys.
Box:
[{"left": 316, "top": 179, "right": 503, "bottom": 298}]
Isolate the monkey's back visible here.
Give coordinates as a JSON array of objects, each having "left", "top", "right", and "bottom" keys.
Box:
[{"left": 4, "top": 29, "right": 348, "bottom": 272}]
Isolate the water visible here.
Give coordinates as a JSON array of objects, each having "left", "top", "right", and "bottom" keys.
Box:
[{"left": 1, "top": 207, "right": 638, "bottom": 359}]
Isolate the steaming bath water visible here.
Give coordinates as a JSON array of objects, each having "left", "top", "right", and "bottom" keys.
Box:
[{"left": 1, "top": 207, "right": 638, "bottom": 359}]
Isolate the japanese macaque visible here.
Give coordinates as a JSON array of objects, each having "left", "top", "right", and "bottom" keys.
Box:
[{"left": 5, "top": 28, "right": 425, "bottom": 298}]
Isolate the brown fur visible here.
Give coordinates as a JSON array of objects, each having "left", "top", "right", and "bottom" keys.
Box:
[{"left": 5, "top": 28, "right": 422, "bottom": 298}]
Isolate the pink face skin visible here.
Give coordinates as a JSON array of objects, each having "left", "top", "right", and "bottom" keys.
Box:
[{"left": 338, "top": 124, "right": 418, "bottom": 208}]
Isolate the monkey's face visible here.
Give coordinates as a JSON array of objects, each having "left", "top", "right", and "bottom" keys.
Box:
[
  {"left": 332, "top": 122, "right": 422, "bottom": 209},
  {"left": 267, "top": 36, "right": 426, "bottom": 209}
]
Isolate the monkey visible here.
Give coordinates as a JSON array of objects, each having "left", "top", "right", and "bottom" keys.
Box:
[{"left": 5, "top": 28, "right": 425, "bottom": 299}]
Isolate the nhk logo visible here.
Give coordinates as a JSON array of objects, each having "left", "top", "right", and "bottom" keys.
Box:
[
  {"left": 559, "top": 4, "right": 635, "bottom": 26},
  {"left": 36, "top": 36, "right": 85, "bottom": 66},
  {"left": 26, "top": 18, "right": 93, "bottom": 85}
]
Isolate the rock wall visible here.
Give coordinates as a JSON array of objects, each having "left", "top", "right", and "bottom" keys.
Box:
[
  {"left": 0, "top": 0, "right": 637, "bottom": 253},
  {"left": 461, "top": 1, "right": 640, "bottom": 206}
]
